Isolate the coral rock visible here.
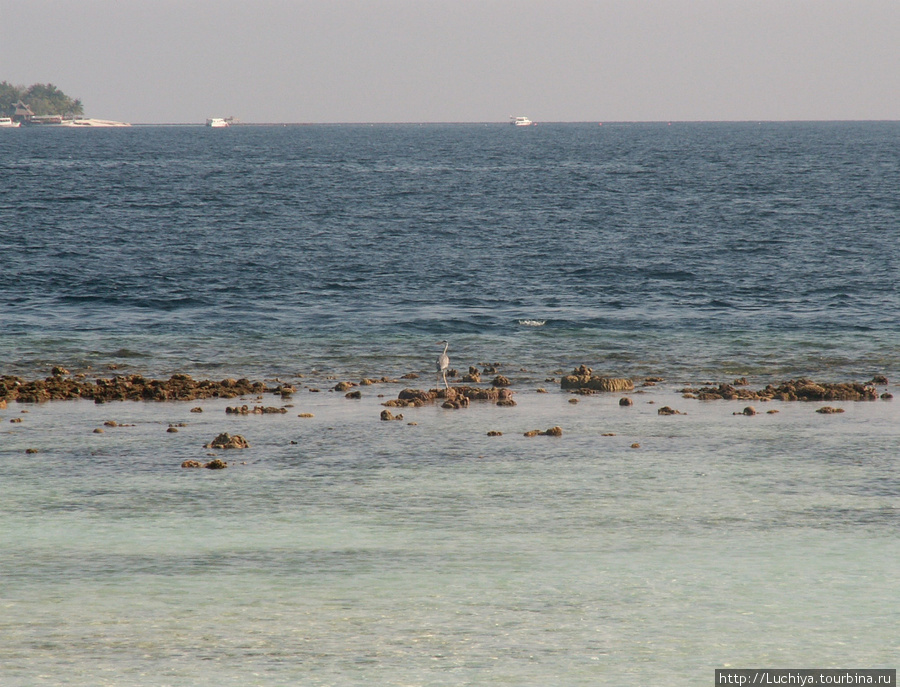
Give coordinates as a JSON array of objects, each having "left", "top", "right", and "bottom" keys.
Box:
[
  {"left": 204, "top": 432, "right": 250, "bottom": 449},
  {"left": 525, "top": 426, "right": 563, "bottom": 437},
  {"left": 560, "top": 365, "right": 634, "bottom": 393}
]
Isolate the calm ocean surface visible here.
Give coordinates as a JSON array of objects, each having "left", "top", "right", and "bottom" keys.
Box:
[{"left": 1, "top": 123, "right": 898, "bottom": 685}]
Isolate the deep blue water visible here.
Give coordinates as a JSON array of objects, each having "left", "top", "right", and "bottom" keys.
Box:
[{"left": 2, "top": 122, "right": 898, "bottom": 381}]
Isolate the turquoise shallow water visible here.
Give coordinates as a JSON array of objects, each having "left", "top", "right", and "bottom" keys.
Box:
[{"left": 2, "top": 384, "right": 898, "bottom": 685}]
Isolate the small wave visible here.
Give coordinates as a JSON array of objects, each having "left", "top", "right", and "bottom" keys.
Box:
[{"left": 518, "top": 319, "right": 546, "bottom": 327}]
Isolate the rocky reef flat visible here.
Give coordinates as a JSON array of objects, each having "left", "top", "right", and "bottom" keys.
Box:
[{"left": 1, "top": 365, "right": 892, "bottom": 407}]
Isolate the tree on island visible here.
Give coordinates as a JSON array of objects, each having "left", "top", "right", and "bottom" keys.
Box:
[{"left": 0, "top": 82, "right": 83, "bottom": 118}]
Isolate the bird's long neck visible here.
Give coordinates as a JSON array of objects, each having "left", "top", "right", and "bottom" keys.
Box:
[{"left": 442, "top": 342, "right": 449, "bottom": 355}]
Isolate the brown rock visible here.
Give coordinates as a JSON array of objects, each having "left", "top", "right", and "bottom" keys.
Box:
[
  {"left": 398, "top": 388, "right": 437, "bottom": 403},
  {"left": 525, "top": 426, "right": 563, "bottom": 437},
  {"left": 619, "top": 397, "right": 633, "bottom": 406},
  {"left": 204, "top": 432, "right": 250, "bottom": 449},
  {"left": 491, "top": 375, "right": 511, "bottom": 387},
  {"left": 181, "top": 460, "right": 203, "bottom": 468},
  {"left": 462, "top": 367, "right": 482, "bottom": 383},
  {"left": 815, "top": 406, "right": 845, "bottom": 414},
  {"left": 657, "top": 406, "right": 684, "bottom": 415},
  {"left": 487, "top": 430, "right": 503, "bottom": 436},
  {"left": 560, "top": 365, "right": 634, "bottom": 392},
  {"left": 204, "top": 459, "right": 228, "bottom": 469}
]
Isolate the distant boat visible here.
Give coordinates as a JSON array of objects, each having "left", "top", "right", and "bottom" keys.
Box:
[
  {"left": 59, "top": 117, "right": 131, "bottom": 127},
  {"left": 510, "top": 116, "right": 534, "bottom": 127},
  {"left": 0, "top": 117, "right": 20, "bottom": 128},
  {"left": 206, "top": 118, "right": 229, "bottom": 128}
]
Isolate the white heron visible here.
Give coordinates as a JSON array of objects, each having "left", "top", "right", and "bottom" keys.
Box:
[{"left": 436, "top": 340, "right": 450, "bottom": 389}]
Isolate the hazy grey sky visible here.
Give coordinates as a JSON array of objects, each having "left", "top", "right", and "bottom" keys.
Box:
[{"left": 2, "top": 0, "right": 898, "bottom": 123}]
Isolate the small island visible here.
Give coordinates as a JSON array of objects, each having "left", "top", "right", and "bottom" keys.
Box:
[{"left": 0, "top": 81, "right": 129, "bottom": 127}]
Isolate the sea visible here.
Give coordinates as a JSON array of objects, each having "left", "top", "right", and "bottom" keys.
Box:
[{"left": 1, "top": 122, "right": 898, "bottom": 685}]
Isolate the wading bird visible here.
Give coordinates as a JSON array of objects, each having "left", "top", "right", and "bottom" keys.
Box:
[{"left": 436, "top": 340, "right": 450, "bottom": 389}]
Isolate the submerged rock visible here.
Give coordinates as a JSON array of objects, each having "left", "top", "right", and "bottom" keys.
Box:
[
  {"left": 226, "top": 405, "right": 287, "bottom": 415},
  {"left": 524, "top": 426, "right": 563, "bottom": 437}
]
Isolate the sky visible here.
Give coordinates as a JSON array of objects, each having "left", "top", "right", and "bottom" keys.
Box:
[{"left": 2, "top": 0, "right": 899, "bottom": 123}]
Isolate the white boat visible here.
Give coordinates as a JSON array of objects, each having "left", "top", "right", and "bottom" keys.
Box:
[
  {"left": 0, "top": 117, "right": 20, "bottom": 128},
  {"left": 510, "top": 116, "right": 534, "bottom": 127},
  {"left": 206, "top": 118, "right": 229, "bottom": 128},
  {"left": 59, "top": 117, "right": 131, "bottom": 127}
]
